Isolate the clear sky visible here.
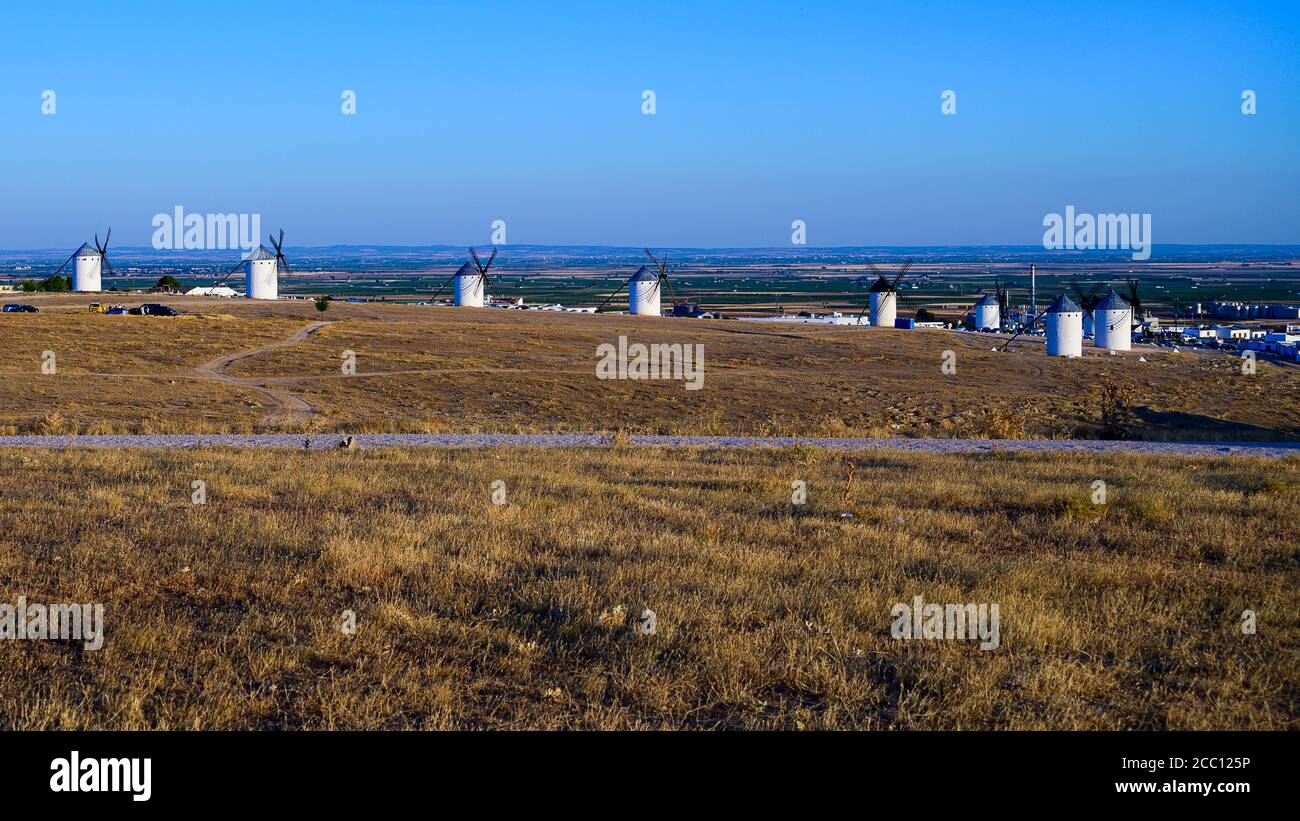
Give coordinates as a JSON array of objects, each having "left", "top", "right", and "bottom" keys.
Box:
[{"left": 1, "top": 0, "right": 1296, "bottom": 248}]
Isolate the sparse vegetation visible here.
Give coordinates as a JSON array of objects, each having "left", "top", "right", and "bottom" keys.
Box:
[
  {"left": 1, "top": 298, "right": 1298, "bottom": 441},
  {"left": 0, "top": 446, "right": 1294, "bottom": 730},
  {"left": 18, "top": 275, "right": 70, "bottom": 292},
  {"left": 1096, "top": 375, "right": 1137, "bottom": 440}
]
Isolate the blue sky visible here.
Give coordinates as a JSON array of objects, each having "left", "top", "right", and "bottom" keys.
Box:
[{"left": 1, "top": 0, "right": 1296, "bottom": 248}]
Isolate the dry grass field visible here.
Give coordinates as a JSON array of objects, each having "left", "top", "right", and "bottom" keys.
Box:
[
  {"left": 0, "top": 445, "right": 1295, "bottom": 729},
  {"left": 0, "top": 295, "right": 1297, "bottom": 441}
]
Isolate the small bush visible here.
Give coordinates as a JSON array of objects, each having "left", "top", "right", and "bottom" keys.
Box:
[
  {"left": 1095, "top": 376, "right": 1136, "bottom": 440},
  {"left": 1119, "top": 494, "right": 1169, "bottom": 522},
  {"left": 1050, "top": 494, "right": 1106, "bottom": 521}
]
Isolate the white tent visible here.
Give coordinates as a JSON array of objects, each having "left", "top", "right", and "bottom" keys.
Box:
[{"left": 185, "top": 286, "right": 238, "bottom": 297}]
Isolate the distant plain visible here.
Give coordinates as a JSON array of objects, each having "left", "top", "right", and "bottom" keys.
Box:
[{"left": 0, "top": 295, "right": 1297, "bottom": 442}]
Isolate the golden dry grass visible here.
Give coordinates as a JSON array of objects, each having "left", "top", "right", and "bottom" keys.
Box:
[
  {"left": 0, "top": 296, "right": 1297, "bottom": 439},
  {"left": 0, "top": 445, "right": 1295, "bottom": 729}
]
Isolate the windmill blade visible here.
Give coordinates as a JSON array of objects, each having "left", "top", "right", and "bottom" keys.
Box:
[
  {"left": 469, "top": 247, "right": 482, "bottom": 270},
  {"left": 889, "top": 258, "right": 914, "bottom": 291},
  {"left": 658, "top": 270, "right": 677, "bottom": 305},
  {"left": 891, "top": 287, "right": 910, "bottom": 320},
  {"left": 482, "top": 248, "right": 497, "bottom": 274},
  {"left": 51, "top": 248, "right": 79, "bottom": 278},
  {"left": 855, "top": 296, "right": 871, "bottom": 323},
  {"left": 998, "top": 308, "right": 1050, "bottom": 351},
  {"left": 212, "top": 258, "right": 247, "bottom": 288},
  {"left": 644, "top": 248, "right": 667, "bottom": 276},
  {"left": 595, "top": 271, "right": 637, "bottom": 312},
  {"left": 480, "top": 270, "right": 503, "bottom": 303},
  {"left": 101, "top": 254, "right": 114, "bottom": 276},
  {"left": 270, "top": 229, "right": 284, "bottom": 253},
  {"left": 430, "top": 268, "right": 463, "bottom": 301},
  {"left": 1125, "top": 277, "right": 1143, "bottom": 314},
  {"left": 276, "top": 254, "right": 291, "bottom": 274},
  {"left": 644, "top": 249, "right": 677, "bottom": 303}
]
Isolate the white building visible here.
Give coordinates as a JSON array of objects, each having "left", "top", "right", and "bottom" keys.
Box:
[
  {"left": 867, "top": 277, "right": 897, "bottom": 328},
  {"left": 1092, "top": 290, "right": 1132, "bottom": 351},
  {"left": 1045, "top": 293, "right": 1083, "bottom": 357},
  {"left": 72, "top": 243, "right": 103, "bottom": 292},
  {"left": 628, "top": 266, "right": 662, "bottom": 316},
  {"left": 452, "top": 262, "right": 484, "bottom": 307},
  {"left": 973, "top": 293, "right": 1000, "bottom": 331},
  {"left": 244, "top": 245, "right": 279, "bottom": 300}
]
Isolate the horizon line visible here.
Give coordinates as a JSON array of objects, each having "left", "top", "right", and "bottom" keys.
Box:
[{"left": 3, "top": 242, "right": 1300, "bottom": 254}]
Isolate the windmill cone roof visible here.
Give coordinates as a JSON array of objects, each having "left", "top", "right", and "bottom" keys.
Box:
[
  {"left": 868, "top": 275, "right": 895, "bottom": 293},
  {"left": 1046, "top": 293, "right": 1081, "bottom": 314},
  {"left": 975, "top": 293, "right": 999, "bottom": 307},
  {"left": 1094, "top": 290, "right": 1131, "bottom": 311},
  {"left": 628, "top": 265, "right": 657, "bottom": 283},
  {"left": 74, "top": 242, "right": 99, "bottom": 256},
  {"left": 452, "top": 261, "right": 477, "bottom": 277},
  {"left": 246, "top": 245, "right": 278, "bottom": 261}
]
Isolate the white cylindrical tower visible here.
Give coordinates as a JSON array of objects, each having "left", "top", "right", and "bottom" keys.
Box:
[
  {"left": 452, "top": 262, "right": 484, "bottom": 307},
  {"left": 973, "top": 294, "right": 1000, "bottom": 331},
  {"left": 628, "top": 266, "right": 661, "bottom": 316},
  {"left": 72, "top": 243, "right": 102, "bottom": 292},
  {"left": 245, "top": 245, "right": 279, "bottom": 300},
  {"left": 1045, "top": 293, "right": 1083, "bottom": 357},
  {"left": 867, "top": 277, "right": 897, "bottom": 328},
  {"left": 1093, "top": 290, "right": 1132, "bottom": 351}
]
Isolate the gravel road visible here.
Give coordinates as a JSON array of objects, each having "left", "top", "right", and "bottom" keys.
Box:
[{"left": 0, "top": 434, "right": 1296, "bottom": 458}]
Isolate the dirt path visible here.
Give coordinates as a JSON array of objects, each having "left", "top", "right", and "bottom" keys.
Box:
[
  {"left": 0, "top": 433, "right": 1295, "bottom": 458},
  {"left": 191, "top": 321, "right": 331, "bottom": 424}
]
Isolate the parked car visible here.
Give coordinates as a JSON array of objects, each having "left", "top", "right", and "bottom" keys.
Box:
[
  {"left": 2, "top": 304, "right": 38, "bottom": 313},
  {"left": 89, "top": 302, "right": 106, "bottom": 313},
  {"left": 130, "top": 303, "right": 177, "bottom": 316},
  {"left": 105, "top": 306, "right": 128, "bottom": 315}
]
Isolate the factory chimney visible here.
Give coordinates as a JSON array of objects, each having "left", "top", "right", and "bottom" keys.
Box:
[{"left": 1030, "top": 263, "right": 1037, "bottom": 317}]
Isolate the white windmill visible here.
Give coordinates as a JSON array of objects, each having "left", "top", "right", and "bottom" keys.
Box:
[
  {"left": 855, "top": 259, "right": 912, "bottom": 328},
  {"left": 214, "top": 229, "right": 290, "bottom": 300},
  {"left": 51, "top": 228, "right": 112, "bottom": 292},
  {"left": 431, "top": 248, "right": 498, "bottom": 307},
  {"left": 595, "top": 249, "right": 675, "bottom": 316},
  {"left": 973, "top": 294, "right": 1000, "bottom": 331},
  {"left": 1092, "top": 289, "right": 1133, "bottom": 351},
  {"left": 1045, "top": 293, "right": 1084, "bottom": 357}
]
